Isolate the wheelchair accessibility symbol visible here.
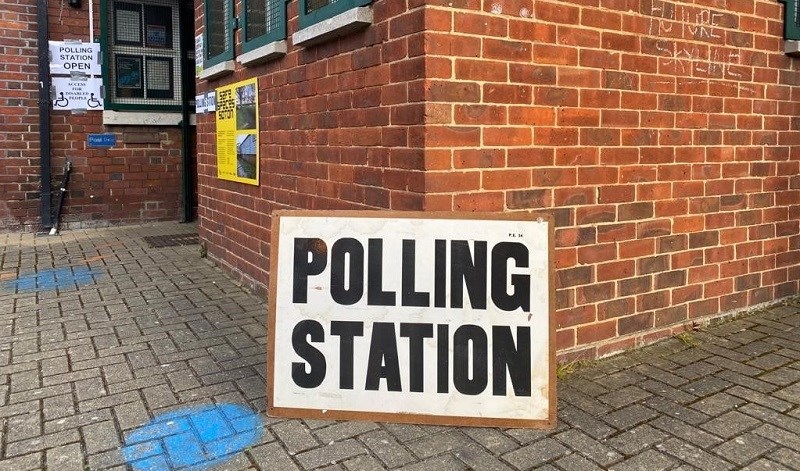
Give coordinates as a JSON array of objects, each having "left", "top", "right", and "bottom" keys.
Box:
[
  {"left": 87, "top": 93, "right": 102, "bottom": 108},
  {"left": 53, "top": 92, "right": 69, "bottom": 108}
]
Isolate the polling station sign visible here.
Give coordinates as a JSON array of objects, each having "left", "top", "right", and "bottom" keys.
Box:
[
  {"left": 268, "top": 211, "right": 555, "bottom": 428},
  {"left": 49, "top": 41, "right": 101, "bottom": 75}
]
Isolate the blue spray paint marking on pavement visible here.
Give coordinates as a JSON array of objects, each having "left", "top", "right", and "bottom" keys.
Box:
[
  {"left": 1, "top": 267, "right": 98, "bottom": 292},
  {"left": 123, "top": 403, "right": 263, "bottom": 471}
]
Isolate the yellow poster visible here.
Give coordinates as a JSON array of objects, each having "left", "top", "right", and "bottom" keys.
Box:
[{"left": 216, "top": 78, "right": 259, "bottom": 185}]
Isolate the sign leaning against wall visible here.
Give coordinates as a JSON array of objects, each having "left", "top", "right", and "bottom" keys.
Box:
[
  {"left": 268, "top": 211, "right": 556, "bottom": 428},
  {"left": 216, "top": 78, "right": 259, "bottom": 185}
]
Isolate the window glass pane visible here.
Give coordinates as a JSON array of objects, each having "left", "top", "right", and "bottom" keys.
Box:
[
  {"left": 146, "top": 57, "right": 174, "bottom": 99},
  {"left": 207, "top": 0, "right": 230, "bottom": 58},
  {"left": 144, "top": 5, "right": 173, "bottom": 48},
  {"left": 306, "top": 0, "right": 335, "bottom": 15},
  {"left": 795, "top": 1, "right": 800, "bottom": 28},
  {"left": 246, "top": 0, "right": 283, "bottom": 42},
  {"left": 246, "top": 1, "right": 266, "bottom": 41},
  {"left": 115, "top": 2, "right": 142, "bottom": 45}
]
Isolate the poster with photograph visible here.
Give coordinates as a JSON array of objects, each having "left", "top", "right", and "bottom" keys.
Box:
[
  {"left": 115, "top": 55, "right": 143, "bottom": 98},
  {"left": 216, "top": 78, "right": 259, "bottom": 185}
]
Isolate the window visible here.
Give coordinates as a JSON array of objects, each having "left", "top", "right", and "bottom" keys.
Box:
[
  {"left": 298, "top": 0, "right": 372, "bottom": 29},
  {"left": 205, "top": 0, "right": 234, "bottom": 66},
  {"left": 783, "top": 0, "right": 800, "bottom": 40},
  {"left": 242, "top": 0, "right": 287, "bottom": 52},
  {"left": 103, "top": 0, "right": 182, "bottom": 110}
]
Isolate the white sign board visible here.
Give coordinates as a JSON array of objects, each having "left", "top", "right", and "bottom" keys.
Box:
[
  {"left": 195, "top": 93, "right": 208, "bottom": 114},
  {"left": 195, "top": 34, "right": 204, "bottom": 77},
  {"left": 52, "top": 77, "right": 104, "bottom": 111},
  {"left": 49, "top": 41, "right": 101, "bottom": 75},
  {"left": 268, "top": 211, "right": 555, "bottom": 428},
  {"left": 206, "top": 90, "right": 216, "bottom": 112}
]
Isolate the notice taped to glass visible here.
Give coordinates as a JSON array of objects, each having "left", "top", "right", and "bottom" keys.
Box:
[{"left": 268, "top": 211, "right": 556, "bottom": 428}]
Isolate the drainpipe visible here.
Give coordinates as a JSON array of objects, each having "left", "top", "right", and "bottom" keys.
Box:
[
  {"left": 180, "top": 87, "right": 193, "bottom": 223},
  {"left": 180, "top": 2, "right": 193, "bottom": 223},
  {"left": 37, "top": 0, "right": 53, "bottom": 230}
]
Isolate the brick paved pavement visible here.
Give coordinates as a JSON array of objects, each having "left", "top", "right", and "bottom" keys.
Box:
[{"left": 0, "top": 222, "right": 798, "bottom": 470}]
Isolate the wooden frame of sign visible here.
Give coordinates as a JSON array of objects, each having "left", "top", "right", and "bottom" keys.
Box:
[{"left": 267, "top": 211, "right": 556, "bottom": 429}]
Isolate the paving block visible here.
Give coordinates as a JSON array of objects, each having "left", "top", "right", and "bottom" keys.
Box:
[
  {"left": 597, "top": 385, "right": 651, "bottom": 409},
  {"left": 359, "top": 429, "right": 416, "bottom": 468},
  {"left": 294, "top": 438, "right": 367, "bottom": 469},
  {"left": 45, "top": 443, "right": 84, "bottom": 471},
  {"left": 82, "top": 419, "right": 121, "bottom": 454},
  {"left": 554, "top": 453, "right": 604, "bottom": 471},
  {"left": 453, "top": 443, "right": 514, "bottom": 471},
  {"left": 681, "top": 376, "right": 732, "bottom": 397},
  {"left": 712, "top": 432, "right": 776, "bottom": 466},
  {"left": 5, "top": 412, "right": 42, "bottom": 443},
  {"left": 314, "top": 421, "right": 379, "bottom": 444},
  {"left": 462, "top": 427, "right": 520, "bottom": 454},
  {"left": 727, "top": 385, "right": 793, "bottom": 412},
  {"left": 610, "top": 449, "right": 676, "bottom": 471},
  {"left": 689, "top": 392, "right": 746, "bottom": 416},
  {"left": 644, "top": 396, "right": 710, "bottom": 426},
  {"left": 342, "top": 454, "right": 385, "bottom": 471},
  {"left": 502, "top": 438, "right": 568, "bottom": 469},
  {"left": 657, "top": 437, "right": 736, "bottom": 471},
  {"left": 701, "top": 410, "right": 762, "bottom": 439},
  {"left": 406, "top": 430, "right": 471, "bottom": 459},
  {"left": 248, "top": 441, "right": 300, "bottom": 470},
  {"left": 650, "top": 416, "right": 723, "bottom": 449},
  {"left": 26, "top": 393, "right": 75, "bottom": 425},
  {"left": 606, "top": 424, "right": 668, "bottom": 456},
  {"left": 5, "top": 429, "right": 80, "bottom": 457},
  {"left": 396, "top": 454, "right": 469, "bottom": 471},
  {"left": 114, "top": 398, "right": 151, "bottom": 431},
  {"left": 0, "top": 452, "right": 42, "bottom": 471},
  {"left": 272, "top": 419, "right": 320, "bottom": 455},
  {"left": 602, "top": 404, "right": 659, "bottom": 430},
  {"left": 555, "top": 428, "right": 623, "bottom": 466},
  {"left": 751, "top": 423, "right": 800, "bottom": 450}
]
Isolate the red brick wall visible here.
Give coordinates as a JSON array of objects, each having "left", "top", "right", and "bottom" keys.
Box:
[
  {"left": 0, "top": 0, "right": 39, "bottom": 228},
  {"left": 0, "top": 0, "right": 187, "bottom": 231},
  {"left": 197, "top": 0, "right": 800, "bottom": 358},
  {"left": 196, "top": 1, "right": 427, "bottom": 291},
  {"left": 422, "top": 0, "right": 800, "bottom": 358}
]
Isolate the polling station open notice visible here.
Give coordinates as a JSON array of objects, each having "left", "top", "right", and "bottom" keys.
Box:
[{"left": 268, "top": 211, "right": 555, "bottom": 428}]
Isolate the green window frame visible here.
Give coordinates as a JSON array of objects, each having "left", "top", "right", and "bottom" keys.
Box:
[
  {"left": 242, "top": 0, "right": 288, "bottom": 53},
  {"left": 100, "top": 0, "right": 182, "bottom": 111},
  {"left": 298, "top": 0, "right": 372, "bottom": 29},
  {"left": 204, "top": 0, "right": 235, "bottom": 67},
  {"left": 782, "top": 0, "right": 800, "bottom": 40}
]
